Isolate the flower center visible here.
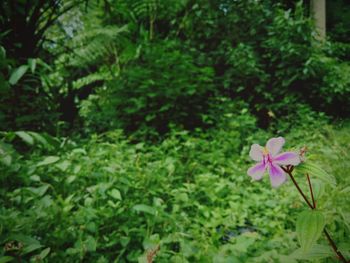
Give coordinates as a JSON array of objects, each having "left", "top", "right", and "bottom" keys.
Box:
[
  {"left": 262, "top": 147, "right": 269, "bottom": 155},
  {"left": 262, "top": 147, "right": 272, "bottom": 165}
]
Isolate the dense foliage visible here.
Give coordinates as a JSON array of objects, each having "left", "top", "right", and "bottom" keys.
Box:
[{"left": 1, "top": 0, "right": 349, "bottom": 262}]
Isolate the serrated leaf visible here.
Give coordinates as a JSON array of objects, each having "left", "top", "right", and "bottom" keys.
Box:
[
  {"left": 132, "top": 204, "right": 156, "bottom": 215},
  {"left": 297, "top": 162, "right": 336, "bottom": 187},
  {"left": 296, "top": 210, "right": 325, "bottom": 253},
  {"left": 37, "top": 156, "right": 60, "bottom": 166},
  {"left": 15, "top": 131, "right": 34, "bottom": 145},
  {"left": 9, "top": 65, "right": 28, "bottom": 85}
]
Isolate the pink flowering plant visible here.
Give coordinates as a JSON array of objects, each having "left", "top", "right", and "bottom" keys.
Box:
[
  {"left": 247, "top": 137, "right": 348, "bottom": 262},
  {"left": 247, "top": 137, "right": 300, "bottom": 188}
]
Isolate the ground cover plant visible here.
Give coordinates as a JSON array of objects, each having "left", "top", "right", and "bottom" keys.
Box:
[{"left": 1, "top": 0, "right": 350, "bottom": 262}]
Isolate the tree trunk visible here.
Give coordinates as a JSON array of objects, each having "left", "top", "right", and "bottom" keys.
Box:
[{"left": 311, "top": 0, "right": 326, "bottom": 40}]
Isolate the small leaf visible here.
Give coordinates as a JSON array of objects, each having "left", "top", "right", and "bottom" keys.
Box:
[
  {"left": 38, "top": 247, "right": 50, "bottom": 259},
  {"left": 108, "top": 189, "right": 122, "bottom": 200},
  {"left": 296, "top": 210, "right": 325, "bottom": 253},
  {"left": 15, "top": 131, "right": 34, "bottom": 145},
  {"left": 56, "top": 160, "right": 70, "bottom": 171},
  {"left": 9, "top": 65, "right": 28, "bottom": 85},
  {"left": 27, "top": 184, "right": 50, "bottom": 197},
  {"left": 132, "top": 204, "right": 156, "bottom": 215},
  {"left": 37, "top": 156, "right": 60, "bottom": 166},
  {"left": 28, "top": 58, "right": 36, "bottom": 73}
]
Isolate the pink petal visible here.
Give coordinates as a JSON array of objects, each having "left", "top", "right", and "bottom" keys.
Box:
[
  {"left": 268, "top": 163, "right": 286, "bottom": 188},
  {"left": 273, "top": 152, "right": 300, "bottom": 166},
  {"left": 247, "top": 162, "right": 266, "bottom": 180},
  {"left": 266, "top": 137, "right": 285, "bottom": 157},
  {"left": 249, "top": 144, "right": 264, "bottom": 161}
]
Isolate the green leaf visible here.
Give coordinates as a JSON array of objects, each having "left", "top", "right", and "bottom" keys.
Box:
[
  {"left": 37, "top": 156, "right": 60, "bottom": 166},
  {"left": 28, "top": 132, "right": 48, "bottom": 146},
  {"left": 296, "top": 210, "right": 325, "bottom": 253},
  {"left": 289, "top": 244, "right": 333, "bottom": 260},
  {"left": 28, "top": 58, "right": 36, "bottom": 73},
  {"left": 56, "top": 160, "right": 70, "bottom": 171},
  {"left": 21, "top": 243, "right": 43, "bottom": 255},
  {"left": 15, "top": 131, "right": 34, "bottom": 145},
  {"left": 297, "top": 162, "right": 336, "bottom": 187},
  {"left": 132, "top": 204, "right": 156, "bottom": 215},
  {"left": 27, "top": 184, "right": 50, "bottom": 197},
  {"left": 85, "top": 236, "right": 97, "bottom": 252},
  {"left": 9, "top": 65, "right": 28, "bottom": 85},
  {"left": 108, "top": 189, "right": 122, "bottom": 200},
  {"left": 39, "top": 247, "right": 51, "bottom": 259},
  {"left": 0, "top": 256, "right": 14, "bottom": 263},
  {"left": 1, "top": 154, "right": 12, "bottom": 166}
]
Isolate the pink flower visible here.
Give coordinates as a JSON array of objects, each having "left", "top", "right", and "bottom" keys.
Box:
[{"left": 247, "top": 137, "right": 300, "bottom": 188}]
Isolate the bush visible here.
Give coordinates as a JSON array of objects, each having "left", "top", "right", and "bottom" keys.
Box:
[{"left": 79, "top": 40, "right": 215, "bottom": 138}]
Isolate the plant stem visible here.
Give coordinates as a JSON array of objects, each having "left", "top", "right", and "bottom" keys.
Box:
[
  {"left": 306, "top": 173, "right": 316, "bottom": 208},
  {"left": 281, "top": 166, "right": 313, "bottom": 209},
  {"left": 323, "top": 229, "right": 348, "bottom": 263},
  {"left": 282, "top": 166, "right": 347, "bottom": 263}
]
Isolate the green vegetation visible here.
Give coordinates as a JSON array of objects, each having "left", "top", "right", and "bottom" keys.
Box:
[{"left": 0, "top": 0, "right": 349, "bottom": 262}]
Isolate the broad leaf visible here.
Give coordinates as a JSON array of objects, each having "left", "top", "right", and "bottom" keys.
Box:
[
  {"left": 296, "top": 210, "right": 325, "bottom": 252},
  {"left": 9, "top": 65, "right": 28, "bottom": 85},
  {"left": 38, "top": 248, "right": 51, "bottom": 260},
  {"left": 109, "top": 189, "right": 122, "bottom": 200},
  {"left": 21, "top": 244, "right": 43, "bottom": 255},
  {"left": 37, "top": 156, "right": 60, "bottom": 166},
  {"left": 132, "top": 204, "right": 156, "bottom": 215},
  {"left": 289, "top": 244, "right": 333, "bottom": 260},
  {"left": 15, "top": 131, "right": 34, "bottom": 145}
]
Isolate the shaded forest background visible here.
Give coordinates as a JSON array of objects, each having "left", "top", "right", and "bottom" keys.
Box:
[
  {"left": 1, "top": 1, "right": 350, "bottom": 262},
  {"left": 1, "top": 0, "right": 349, "bottom": 137}
]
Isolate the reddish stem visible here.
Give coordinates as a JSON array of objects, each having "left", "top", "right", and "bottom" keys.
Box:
[
  {"left": 306, "top": 173, "right": 316, "bottom": 209},
  {"left": 282, "top": 166, "right": 347, "bottom": 263},
  {"left": 281, "top": 166, "right": 314, "bottom": 209}
]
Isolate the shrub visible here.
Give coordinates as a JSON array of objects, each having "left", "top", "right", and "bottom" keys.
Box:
[{"left": 80, "top": 40, "right": 215, "bottom": 138}]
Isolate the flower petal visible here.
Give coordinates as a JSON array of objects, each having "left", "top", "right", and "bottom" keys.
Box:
[
  {"left": 266, "top": 137, "right": 285, "bottom": 157},
  {"left": 247, "top": 162, "right": 266, "bottom": 180},
  {"left": 249, "top": 144, "right": 264, "bottom": 161},
  {"left": 268, "top": 163, "right": 287, "bottom": 188},
  {"left": 273, "top": 152, "right": 300, "bottom": 166}
]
